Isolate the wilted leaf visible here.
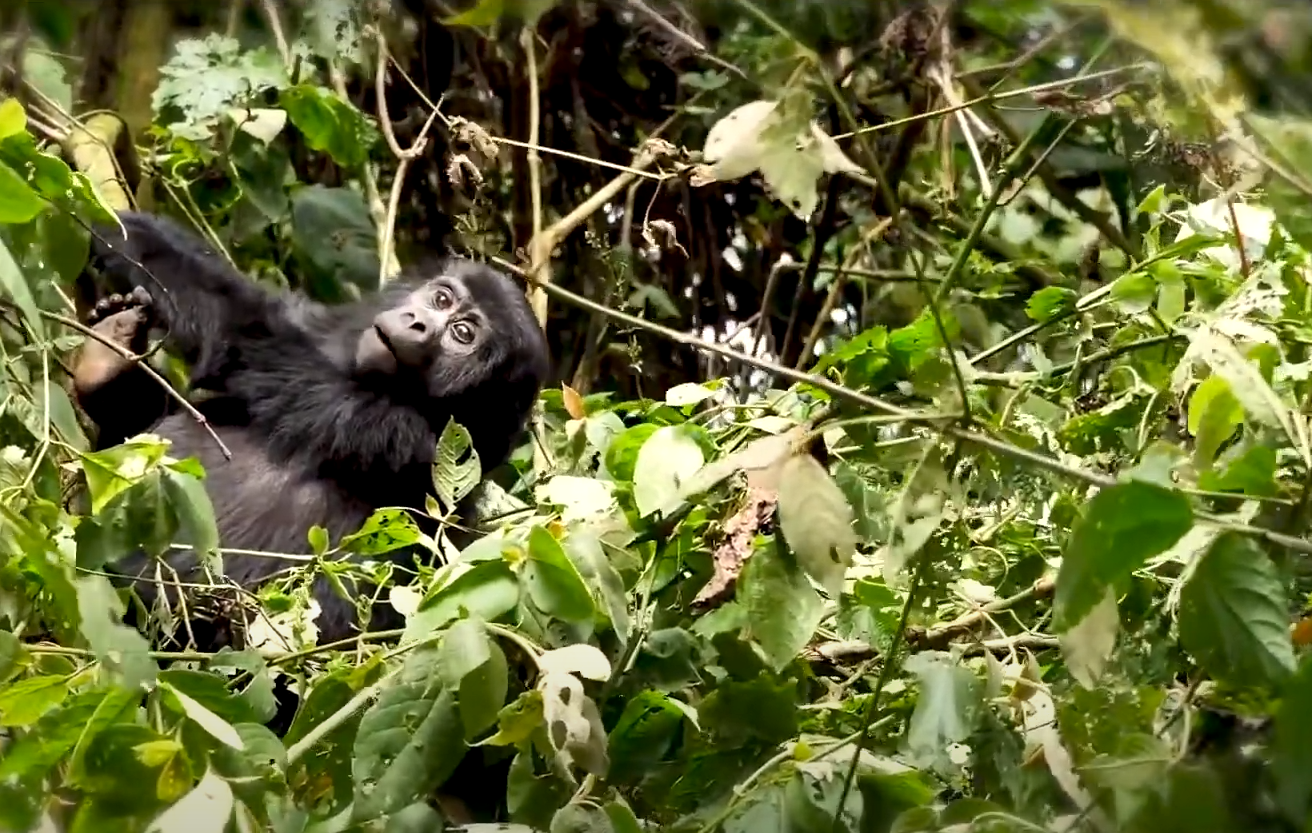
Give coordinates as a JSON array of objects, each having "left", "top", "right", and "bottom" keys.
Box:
[
  {"left": 774, "top": 453, "right": 856, "bottom": 597},
  {"left": 561, "top": 383, "right": 586, "bottom": 419},
  {"left": 694, "top": 486, "right": 776, "bottom": 608}
]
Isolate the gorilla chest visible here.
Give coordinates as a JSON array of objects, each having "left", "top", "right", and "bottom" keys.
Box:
[{"left": 162, "top": 418, "right": 375, "bottom": 554}]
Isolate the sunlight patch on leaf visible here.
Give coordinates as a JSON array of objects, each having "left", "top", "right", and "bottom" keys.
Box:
[
  {"left": 693, "top": 96, "right": 861, "bottom": 219},
  {"left": 632, "top": 425, "right": 704, "bottom": 517}
]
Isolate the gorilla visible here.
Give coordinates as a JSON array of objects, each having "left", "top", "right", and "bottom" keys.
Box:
[{"left": 71, "top": 210, "right": 549, "bottom": 646}]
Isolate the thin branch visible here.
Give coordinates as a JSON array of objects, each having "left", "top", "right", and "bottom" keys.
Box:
[
  {"left": 257, "top": 0, "right": 292, "bottom": 68},
  {"left": 371, "top": 30, "right": 434, "bottom": 284},
  {"left": 522, "top": 28, "right": 548, "bottom": 327}
]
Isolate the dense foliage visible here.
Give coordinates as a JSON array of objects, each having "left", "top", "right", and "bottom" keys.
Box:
[{"left": 6, "top": 0, "right": 1312, "bottom": 831}]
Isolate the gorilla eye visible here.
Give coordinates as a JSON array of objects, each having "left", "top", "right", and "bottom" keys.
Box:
[
  {"left": 451, "top": 321, "right": 475, "bottom": 344},
  {"left": 434, "top": 287, "right": 454, "bottom": 308}
]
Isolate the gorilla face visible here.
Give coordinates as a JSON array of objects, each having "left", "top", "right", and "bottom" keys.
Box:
[
  {"left": 354, "top": 277, "right": 486, "bottom": 376},
  {"left": 352, "top": 258, "right": 548, "bottom": 401}
]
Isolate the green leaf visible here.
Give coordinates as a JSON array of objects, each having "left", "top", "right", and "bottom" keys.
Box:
[
  {"left": 665, "top": 382, "right": 717, "bottom": 407},
  {"left": 904, "top": 652, "right": 982, "bottom": 764},
  {"left": 439, "top": 617, "right": 509, "bottom": 737},
  {"left": 406, "top": 560, "right": 520, "bottom": 640},
  {"left": 0, "top": 160, "right": 43, "bottom": 225},
  {"left": 161, "top": 465, "right": 220, "bottom": 565},
  {"left": 156, "top": 669, "right": 261, "bottom": 726},
  {"left": 79, "top": 436, "right": 171, "bottom": 515},
  {"left": 1187, "top": 375, "right": 1243, "bottom": 468},
  {"left": 1025, "top": 286, "right": 1077, "bottom": 322},
  {"left": 289, "top": 184, "right": 380, "bottom": 299},
  {"left": 523, "top": 526, "right": 595, "bottom": 623},
  {"left": 632, "top": 424, "right": 704, "bottom": 517},
  {"left": 479, "top": 689, "right": 544, "bottom": 747},
  {"left": 1110, "top": 270, "right": 1156, "bottom": 313},
  {"left": 0, "top": 232, "right": 45, "bottom": 339},
  {"left": 145, "top": 768, "right": 234, "bottom": 833},
  {"left": 1273, "top": 653, "right": 1312, "bottom": 825},
  {"left": 341, "top": 507, "right": 422, "bottom": 555},
  {"left": 1054, "top": 481, "right": 1194, "bottom": 631},
  {"left": 740, "top": 542, "right": 824, "bottom": 672},
  {"left": 775, "top": 453, "right": 856, "bottom": 597},
  {"left": 563, "top": 530, "right": 631, "bottom": 642},
  {"left": 351, "top": 647, "right": 467, "bottom": 823},
  {"left": 0, "top": 675, "right": 69, "bottom": 727},
  {"left": 279, "top": 83, "right": 375, "bottom": 169},
  {"left": 0, "top": 689, "right": 125, "bottom": 780},
  {"left": 432, "top": 418, "right": 482, "bottom": 511},
  {"left": 605, "top": 423, "right": 659, "bottom": 483},
  {"left": 0, "top": 99, "right": 25, "bottom": 140},
  {"left": 159, "top": 680, "right": 246, "bottom": 750},
  {"left": 1178, "top": 532, "right": 1296, "bottom": 688},
  {"left": 0, "top": 631, "right": 25, "bottom": 682},
  {"left": 75, "top": 576, "right": 157, "bottom": 689},
  {"left": 444, "top": 0, "right": 560, "bottom": 27}
]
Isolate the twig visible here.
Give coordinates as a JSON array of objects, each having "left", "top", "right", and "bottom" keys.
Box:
[
  {"left": 50, "top": 312, "right": 232, "bottom": 460},
  {"left": 832, "top": 64, "right": 1150, "bottom": 141},
  {"left": 371, "top": 29, "right": 435, "bottom": 284},
  {"left": 624, "top": 0, "right": 750, "bottom": 82},
  {"left": 329, "top": 61, "right": 391, "bottom": 272},
  {"left": 522, "top": 28, "right": 548, "bottom": 327},
  {"left": 257, "top": 0, "right": 292, "bottom": 68}
]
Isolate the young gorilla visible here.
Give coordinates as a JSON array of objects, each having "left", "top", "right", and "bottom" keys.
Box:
[{"left": 73, "top": 211, "right": 549, "bottom": 645}]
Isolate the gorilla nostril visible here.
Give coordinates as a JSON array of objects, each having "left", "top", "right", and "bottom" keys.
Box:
[{"left": 408, "top": 319, "right": 426, "bottom": 333}]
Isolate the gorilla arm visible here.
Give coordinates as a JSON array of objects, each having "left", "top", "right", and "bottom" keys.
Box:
[
  {"left": 71, "top": 301, "right": 176, "bottom": 448},
  {"left": 89, "top": 211, "right": 287, "bottom": 383}
]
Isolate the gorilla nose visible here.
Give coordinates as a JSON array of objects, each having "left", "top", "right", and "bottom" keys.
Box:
[{"left": 400, "top": 310, "right": 427, "bottom": 333}]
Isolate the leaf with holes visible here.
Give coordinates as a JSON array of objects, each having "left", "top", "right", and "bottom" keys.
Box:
[
  {"left": 351, "top": 647, "right": 466, "bottom": 823},
  {"left": 432, "top": 418, "right": 482, "bottom": 512}
]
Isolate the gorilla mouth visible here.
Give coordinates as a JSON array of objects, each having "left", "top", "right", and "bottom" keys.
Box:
[{"left": 374, "top": 324, "right": 396, "bottom": 356}]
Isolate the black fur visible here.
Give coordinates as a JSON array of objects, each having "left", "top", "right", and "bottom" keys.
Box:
[{"left": 79, "top": 211, "right": 549, "bottom": 644}]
